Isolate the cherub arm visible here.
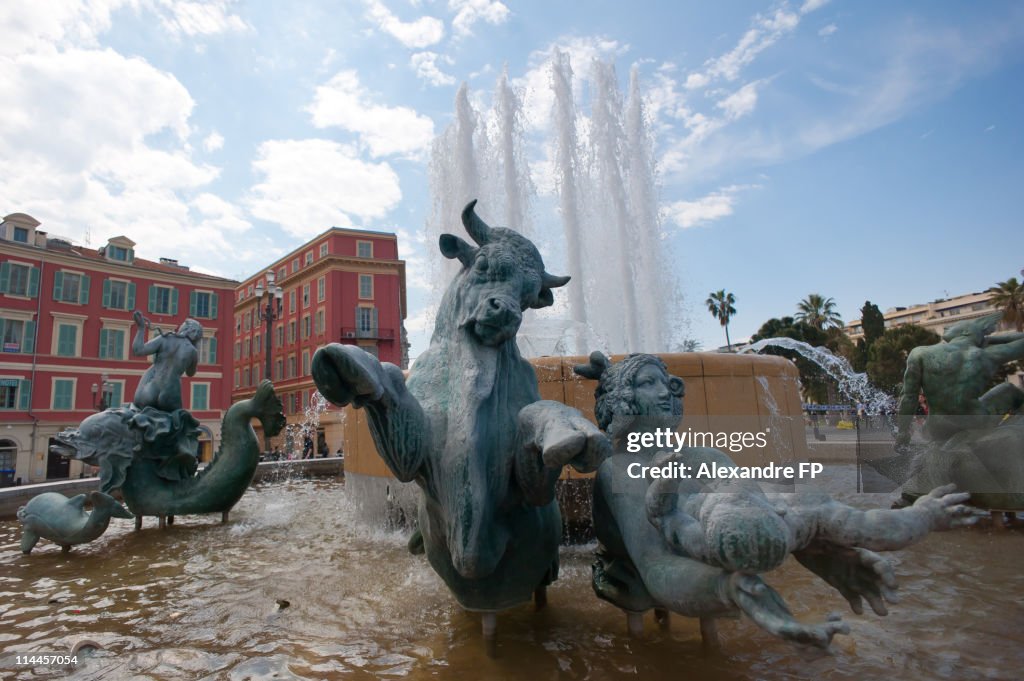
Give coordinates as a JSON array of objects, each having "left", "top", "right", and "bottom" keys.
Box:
[
  {"left": 131, "top": 311, "right": 163, "bottom": 356},
  {"left": 185, "top": 346, "right": 198, "bottom": 377},
  {"left": 795, "top": 484, "right": 979, "bottom": 552}
]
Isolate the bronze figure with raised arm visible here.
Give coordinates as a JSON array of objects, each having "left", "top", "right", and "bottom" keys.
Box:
[{"left": 132, "top": 310, "right": 203, "bottom": 412}]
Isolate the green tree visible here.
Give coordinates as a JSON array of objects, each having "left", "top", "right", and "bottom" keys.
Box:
[
  {"left": 987, "top": 276, "right": 1024, "bottom": 332},
  {"left": 795, "top": 293, "right": 843, "bottom": 330},
  {"left": 706, "top": 290, "right": 737, "bottom": 352},
  {"left": 867, "top": 324, "right": 941, "bottom": 396},
  {"left": 853, "top": 301, "right": 885, "bottom": 372}
]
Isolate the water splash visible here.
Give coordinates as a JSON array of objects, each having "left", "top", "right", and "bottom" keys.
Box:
[
  {"left": 426, "top": 54, "right": 683, "bottom": 357},
  {"left": 744, "top": 337, "right": 896, "bottom": 413}
]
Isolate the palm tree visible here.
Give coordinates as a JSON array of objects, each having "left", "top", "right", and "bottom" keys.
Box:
[
  {"left": 987, "top": 277, "right": 1024, "bottom": 331},
  {"left": 795, "top": 293, "right": 843, "bottom": 330},
  {"left": 706, "top": 290, "right": 737, "bottom": 351}
]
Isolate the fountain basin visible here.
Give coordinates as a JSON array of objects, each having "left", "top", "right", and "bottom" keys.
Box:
[{"left": 337, "top": 353, "right": 807, "bottom": 527}]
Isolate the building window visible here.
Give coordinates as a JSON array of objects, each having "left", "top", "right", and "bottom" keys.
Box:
[
  {"left": 275, "top": 359, "right": 283, "bottom": 382},
  {"left": 316, "top": 309, "right": 325, "bottom": 336},
  {"left": 357, "top": 307, "right": 377, "bottom": 335},
  {"left": 99, "top": 328, "right": 126, "bottom": 360},
  {"left": 320, "top": 243, "right": 328, "bottom": 257},
  {"left": 56, "top": 324, "right": 78, "bottom": 357},
  {"left": 305, "top": 251, "right": 313, "bottom": 266},
  {"left": 359, "top": 274, "right": 373, "bottom": 299},
  {"left": 0, "top": 378, "right": 30, "bottom": 410},
  {"left": 243, "top": 367, "right": 250, "bottom": 387},
  {"left": 0, "top": 319, "right": 35, "bottom": 354},
  {"left": 1, "top": 262, "right": 38, "bottom": 297},
  {"left": 54, "top": 271, "right": 89, "bottom": 304},
  {"left": 53, "top": 379, "right": 75, "bottom": 410},
  {"left": 105, "top": 381, "right": 124, "bottom": 409},
  {"left": 234, "top": 368, "right": 240, "bottom": 388},
  {"left": 103, "top": 279, "right": 134, "bottom": 310},
  {"left": 276, "top": 325, "right": 283, "bottom": 348},
  {"left": 197, "top": 337, "right": 217, "bottom": 364},
  {"left": 289, "top": 289, "right": 296, "bottom": 313},
  {"left": 13, "top": 227, "right": 28, "bottom": 243},
  {"left": 253, "top": 364, "right": 260, "bottom": 383},
  {"left": 243, "top": 338, "right": 251, "bottom": 358},
  {"left": 302, "top": 350, "right": 310, "bottom": 376},
  {"left": 288, "top": 355, "right": 296, "bottom": 378},
  {"left": 357, "top": 241, "right": 372, "bottom": 258},
  {"left": 278, "top": 266, "right": 287, "bottom": 281},
  {"left": 108, "top": 245, "right": 130, "bottom": 261},
  {"left": 148, "top": 285, "right": 177, "bottom": 315},
  {"left": 190, "top": 291, "right": 218, "bottom": 318},
  {"left": 254, "top": 333, "right": 261, "bottom": 355},
  {"left": 302, "top": 315, "right": 311, "bottom": 339},
  {"left": 302, "top": 284, "right": 310, "bottom": 308},
  {"left": 317, "top": 276, "right": 325, "bottom": 302},
  {"left": 234, "top": 341, "right": 241, "bottom": 360},
  {"left": 292, "top": 258, "right": 300, "bottom": 274},
  {"left": 288, "top": 321, "right": 296, "bottom": 344}
]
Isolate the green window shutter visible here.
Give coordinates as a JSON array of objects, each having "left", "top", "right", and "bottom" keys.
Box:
[
  {"left": 102, "top": 279, "right": 111, "bottom": 308},
  {"left": 99, "top": 328, "right": 109, "bottom": 359},
  {"left": 148, "top": 285, "right": 157, "bottom": 312},
  {"left": 211, "top": 293, "right": 218, "bottom": 318},
  {"left": 171, "top": 288, "right": 179, "bottom": 315},
  {"left": 53, "top": 271, "right": 64, "bottom": 300},
  {"left": 189, "top": 291, "right": 197, "bottom": 316},
  {"left": 18, "top": 380, "right": 31, "bottom": 410},
  {"left": 208, "top": 337, "right": 217, "bottom": 364},
  {"left": 127, "top": 282, "right": 136, "bottom": 310},
  {"left": 28, "top": 267, "right": 39, "bottom": 297},
  {"left": 80, "top": 275, "right": 90, "bottom": 304},
  {"left": 113, "top": 330, "right": 125, "bottom": 359},
  {"left": 23, "top": 320, "right": 35, "bottom": 353},
  {"left": 372, "top": 308, "right": 378, "bottom": 331},
  {"left": 127, "top": 248, "right": 135, "bottom": 262},
  {"left": 0, "top": 261, "right": 9, "bottom": 293}
]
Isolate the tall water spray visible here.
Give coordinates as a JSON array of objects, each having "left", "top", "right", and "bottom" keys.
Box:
[{"left": 426, "top": 52, "right": 683, "bottom": 356}]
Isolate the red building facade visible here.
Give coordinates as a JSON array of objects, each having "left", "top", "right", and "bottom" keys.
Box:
[
  {"left": 232, "top": 227, "right": 407, "bottom": 452},
  {"left": 0, "top": 213, "right": 237, "bottom": 485}
]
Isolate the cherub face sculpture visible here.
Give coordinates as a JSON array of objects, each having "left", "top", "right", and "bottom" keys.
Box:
[{"left": 574, "top": 352, "right": 684, "bottom": 439}]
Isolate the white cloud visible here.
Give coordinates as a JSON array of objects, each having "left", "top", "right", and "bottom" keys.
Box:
[
  {"left": 156, "top": 0, "right": 249, "bottom": 37},
  {"left": 192, "top": 192, "right": 251, "bottom": 232},
  {"left": 364, "top": 0, "right": 444, "bottom": 48},
  {"left": 819, "top": 23, "right": 838, "bottom": 37},
  {"left": 661, "top": 185, "right": 756, "bottom": 229},
  {"left": 684, "top": 7, "right": 802, "bottom": 89},
  {"left": 716, "top": 80, "right": 764, "bottom": 120},
  {"left": 800, "top": 0, "right": 831, "bottom": 14},
  {"left": 449, "top": 0, "right": 510, "bottom": 37},
  {"left": 202, "top": 131, "right": 224, "bottom": 152},
  {"left": 307, "top": 70, "right": 435, "bottom": 157},
  {"left": 0, "top": 0, "right": 128, "bottom": 57},
  {"left": 246, "top": 139, "right": 402, "bottom": 238},
  {"left": 411, "top": 51, "right": 455, "bottom": 86}
]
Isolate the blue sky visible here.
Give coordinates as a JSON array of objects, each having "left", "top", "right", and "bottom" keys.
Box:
[{"left": 2, "top": 1, "right": 1022, "bottom": 358}]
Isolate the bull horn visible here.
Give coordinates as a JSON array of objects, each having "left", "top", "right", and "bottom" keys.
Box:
[
  {"left": 542, "top": 272, "right": 571, "bottom": 289},
  {"left": 461, "top": 199, "right": 492, "bottom": 246}
]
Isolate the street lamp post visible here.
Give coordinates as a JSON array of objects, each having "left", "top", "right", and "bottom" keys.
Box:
[
  {"left": 91, "top": 373, "right": 112, "bottom": 411},
  {"left": 255, "top": 271, "right": 283, "bottom": 453}
]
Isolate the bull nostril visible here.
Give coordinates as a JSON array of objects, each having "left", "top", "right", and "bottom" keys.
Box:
[{"left": 488, "top": 298, "right": 502, "bottom": 311}]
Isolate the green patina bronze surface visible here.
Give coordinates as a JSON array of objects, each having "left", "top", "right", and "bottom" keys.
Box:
[
  {"left": 897, "top": 312, "right": 1024, "bottom": 508},
  {"left": 578, "top": 352, "right": 978, "bottom": 649},
  {"left": 18, "top": 491, "right": 134, "bottom": 554},
  {"left": 312, "top": 201, "right": 608, "bottom": 618},
  {"left": 20, "top": 313, "right": 286, "bottom": 552}
]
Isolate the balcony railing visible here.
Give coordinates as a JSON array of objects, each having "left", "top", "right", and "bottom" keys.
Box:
[{"left": 339, "top": 327, "right": 395, "bottom": 341}]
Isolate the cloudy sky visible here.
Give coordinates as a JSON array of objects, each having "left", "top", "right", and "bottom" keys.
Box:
[{"left": 2, "top": 1, "right": 1023, "bottom": 357}]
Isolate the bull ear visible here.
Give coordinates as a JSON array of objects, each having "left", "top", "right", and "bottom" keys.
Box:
[
  {"left": 534, "top": 287, "right": 556, "bottom": 309},
  {"left": 439, "top": 234, "right": 478, "bottom": 267}
]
